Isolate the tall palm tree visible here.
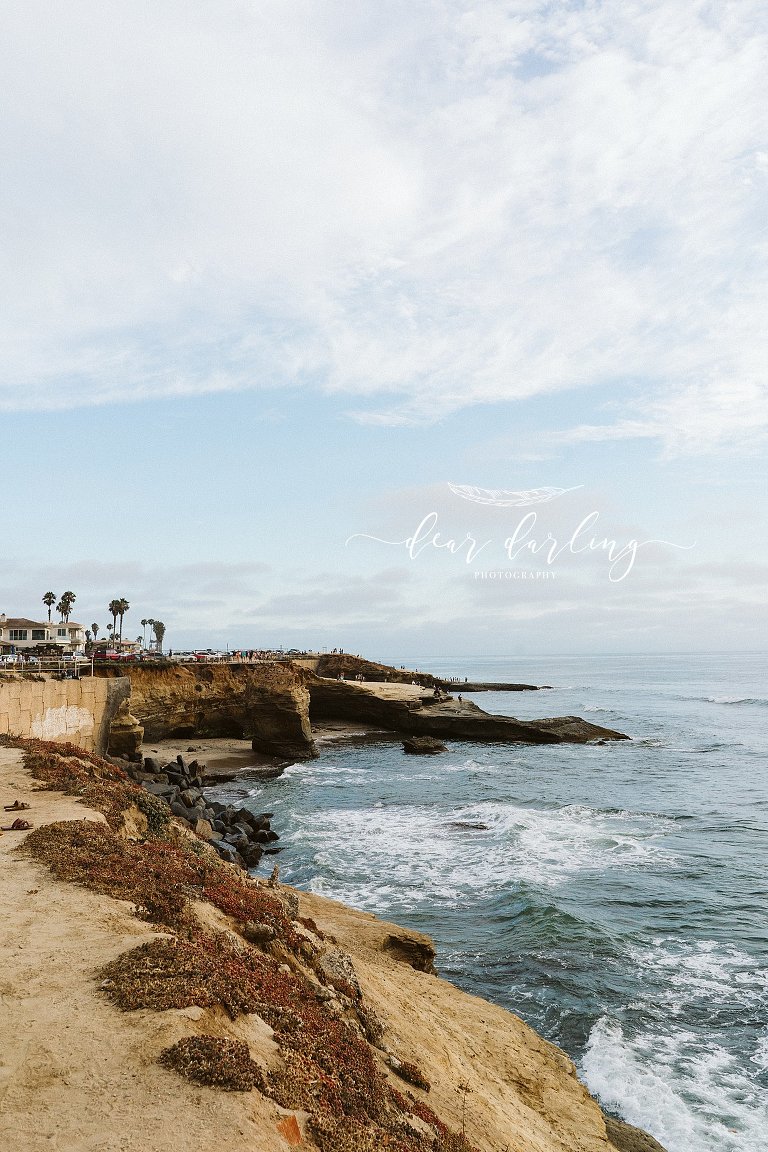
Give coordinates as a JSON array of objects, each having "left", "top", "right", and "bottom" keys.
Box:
[
  {"left": 147, "top": 619, "right": 155, "bottom": 650},
  {"left": 141, "top": 618, "right": 148, "bottom": 647},
  {"left": 152, "top": 620, "right": 166, "bottom": 653},
  {"left": 60, "top": 591, "right": 76, "bottom": 622},
  {"left": 108, "top": 600, "right": 121, "bottom": 643},
  {"left": 116, "top": 598, "right": 130, "bottom": 643},
  {"left": 91, "top": 623, "right": 99, "bottom": 641},
  {"left": 56, "top": 598, "right": 67, "bottom": 622},
  {"left": 42, "top": 592, "right": 56, "bottom": 621}
]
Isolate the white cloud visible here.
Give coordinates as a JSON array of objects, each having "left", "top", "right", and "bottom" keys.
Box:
[{"left": 1, "top": 2, "right": 766, "bottom": 454}]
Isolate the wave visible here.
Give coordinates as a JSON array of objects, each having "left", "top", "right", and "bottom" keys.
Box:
[
  {"left": 582, "top": 1016, "right": 768, "bottom": 1152},
  {"left": 281, "top": 762, "right": 370, "bottom": 778},
  {"left": 279, "top": 799, "right": 678, "bottom": 913},
  {"left": 678, "top": 694, "right": 768, "bottom": 706},
  {"left": 626, "top": 938, "right": 768, "bottom": 1014},
  {"left": 709, "top": 695, "right": 768, "bottom": 706}
]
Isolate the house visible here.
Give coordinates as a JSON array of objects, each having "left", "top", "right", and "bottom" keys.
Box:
[{"left": 0, "top": 614, "right": 86, "bottom": 654}]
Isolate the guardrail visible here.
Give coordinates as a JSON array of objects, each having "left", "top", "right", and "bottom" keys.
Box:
[
  {"left": 1, "top": 651, "right": 319, "bottom": 674},
  {"left": 0, "top": 656, "right": 95, "bottom": 678}
]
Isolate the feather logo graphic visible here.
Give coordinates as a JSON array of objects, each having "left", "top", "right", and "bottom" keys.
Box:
[{"left": 448, "top": 483, "right": 582, "bottom": 507}]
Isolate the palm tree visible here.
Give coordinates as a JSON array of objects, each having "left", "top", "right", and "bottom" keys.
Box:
[
  {"left": 56, "top": 598, "right": 67, "bottom": 622},
  {"left": 91, "top": 623, "right": 99, "bottom": 641},
  {"left": 141, "top": 618, "right": 148, "bottom": 647},
  {"left": 108, "top": 600, "right": 121, "bottom": 643},
  {"left": 147, "top": 619, "right": 155, "bottom": 650},
  {"left": 42, "top": 592, "right": 56, "bottom": 622},
  {"left": 115, "top": 598, "right": 130, "bottom": 643},
  {"left": 85, "top": 629, "right": 92, "bottom": 646},
  {"left": 60, "top": 591, "right": 76, "bottom": 622},
  {"left": 152, "top": 620, "right": 166, "bottom": 653}
]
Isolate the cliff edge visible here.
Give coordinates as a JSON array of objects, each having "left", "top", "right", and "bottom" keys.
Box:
[
  {"left": 0, "top": 740, "right": 663, "bottom": 1152},
  {"left": 95, "top": 662, "right": 316, "bottom": 760}
]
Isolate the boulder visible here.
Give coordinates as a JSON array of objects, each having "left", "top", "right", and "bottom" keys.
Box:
[
  {"left": 242, "top": 845, "right": 264, "bottom": 868},
  {"left": 141, "top": 781, "right": 178, "bottom": 799},
  {"left": 403, "top": 736, "right": 448, "bottom": 755},
  {"left": 211, "top": 840, "right": 245, "bottom": 868},
  {"left": 193, "top": 817, "right": 216, "bottom": 841}
]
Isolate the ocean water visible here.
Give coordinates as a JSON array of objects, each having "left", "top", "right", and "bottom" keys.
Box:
[{"left": 217, "top": 654, "right": 768, "bottom": 1152}]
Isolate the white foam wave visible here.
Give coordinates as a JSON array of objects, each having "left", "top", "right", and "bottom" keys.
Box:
[
  {"left": 709, "top": 695, "right": 768, "bottom": 706},
  {"left": 680, "top": 694, "right": 768, "bottom": 706},
  {"left": 281, "top": 762, "right": 369, "bottom": 779},
  {"left": 582, "top": 1017, "right": 768, "bottom": 1152},
  {"left": 465, "top": 801, "right": 677, "bottom": 887},
  {"left": 628, "top": 938, "right": 768, "bottom": 1014},
  {"left": 751, "top": 1033, "right": 768, "bottom": 1072},
  {"left": 283, "top": 799, "right": 677, "bottom": 907},
  {"left": 582, "top": 705, "right": 616, "bottom": 714}
]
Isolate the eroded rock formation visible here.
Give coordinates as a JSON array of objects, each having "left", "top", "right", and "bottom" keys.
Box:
[
  {"left": 307, "top": 676, "right": 628, "bottom": 745},
  {"left": 94, "top": 663, "right": 316, "bottom": 760}
]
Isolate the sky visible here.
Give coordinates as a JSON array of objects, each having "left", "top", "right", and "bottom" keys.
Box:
[{"left": 2, "top": 1, "right": 766, "bottom": 659}]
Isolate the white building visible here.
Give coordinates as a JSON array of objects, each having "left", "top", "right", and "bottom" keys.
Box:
[{"left": 0, "top": 614, "right": 86, "bottom": 653}]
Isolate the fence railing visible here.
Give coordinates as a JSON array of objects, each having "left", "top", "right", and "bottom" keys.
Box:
[
  {"left": 0, "top": 656, "right": 95, "bottom": 678},
  {"left": 0, "top": 651, "right": 317, "bottom": 675}
]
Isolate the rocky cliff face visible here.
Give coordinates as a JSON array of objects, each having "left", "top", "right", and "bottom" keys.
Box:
[
  {"left": 0, "top": 740, "right": 665, "bottom": 1152},
  {"left": 94, "top": 663, "right": 316, "bottom": 760},
  {"left": 307, "top": 676, "right": 628, "bottom": 744}
]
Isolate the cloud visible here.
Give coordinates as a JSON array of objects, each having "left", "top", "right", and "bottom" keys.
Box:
[
  {"left": 554, "top": 380, "right": 768, "bottom": 455},
  {"left": 2, "top": 526, "right": 762, "bottom": 653},
  {"left": 1, "top": 2, "right": 766, "bottom": 456},
  {"left": 0, "top": 558, "right": 271, "bottom": 633}
]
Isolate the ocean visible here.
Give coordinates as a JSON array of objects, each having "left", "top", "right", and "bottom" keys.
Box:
[{"left": 214, "top": 653, "right": 768, "bottom": 1152}]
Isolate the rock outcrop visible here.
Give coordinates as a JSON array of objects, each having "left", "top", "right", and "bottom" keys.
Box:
[
  {"left": 94, "top": 662, "right": 316, "bottom": 760},
  {"left": 403, "top": 735, "right": 448, "bottom": 754},
  {"left": 107, "top": 699, "right": 144, "bottom": 757},
  {"left": 308, "top": 676, "right": 628, "bottom": 745},
  {"left": 311, "top": 654, "right": 545, "bottom": 692}
]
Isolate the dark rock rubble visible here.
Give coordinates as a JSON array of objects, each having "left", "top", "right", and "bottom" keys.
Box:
[{"left": 118, "top": 752, "right": 278, "bottom": 870}]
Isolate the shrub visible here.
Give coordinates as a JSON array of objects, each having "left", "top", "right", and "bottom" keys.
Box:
[{"left": 158, "top": 1036, "right": 263, "bottom": 1091}]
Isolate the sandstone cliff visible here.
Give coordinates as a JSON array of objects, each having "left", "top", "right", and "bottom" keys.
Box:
[
  {"left": 92, "top": 661, "right": 625, "bottom": 759},
  {"left": 94, "top": 662, "right": 316, "bottom": 760},
  {"left": 307, "top": 676, "right": 628, "bottom": 744},
  {"left": 0, "top": 741, "right": 664, "bottom": 1152}
]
